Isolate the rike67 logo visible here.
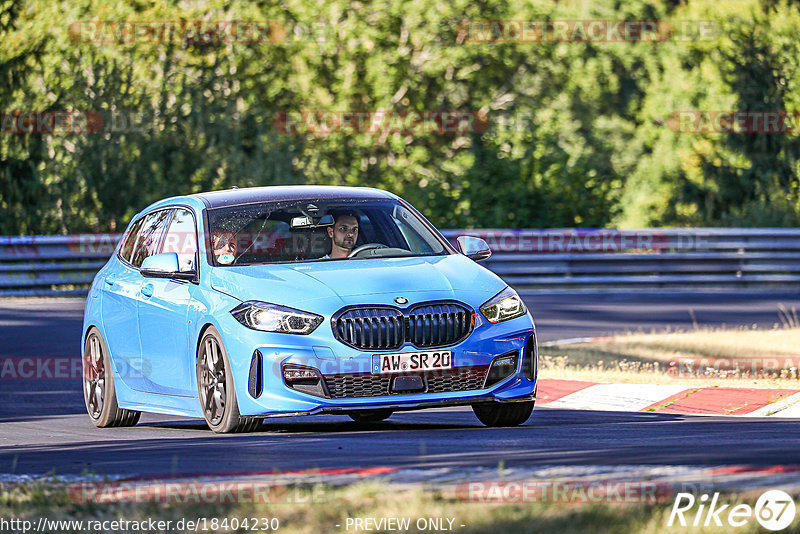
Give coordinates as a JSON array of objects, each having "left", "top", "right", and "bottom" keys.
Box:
[{"left": 668, "top": 490, "right": 796, "bottom": 531}]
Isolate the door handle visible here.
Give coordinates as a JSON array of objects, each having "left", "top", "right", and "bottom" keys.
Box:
[
  {"left": 141, "top": 284, "right": 153, "bottom": 298},
  {"left": 104, "top": 277, "right": 115, "bottom": 286}
]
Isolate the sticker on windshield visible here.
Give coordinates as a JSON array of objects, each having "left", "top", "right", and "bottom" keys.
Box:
[{"left": 218, "top": 254, "right": 235, "bottom": 265}]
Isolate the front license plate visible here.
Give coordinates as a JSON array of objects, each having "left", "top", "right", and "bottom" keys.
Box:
[{"left": 372, "top": 350, "right": 452, "bottom": 374}]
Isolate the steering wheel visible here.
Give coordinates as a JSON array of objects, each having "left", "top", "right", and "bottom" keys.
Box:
[{"left": 348, "top": 243, "right": 389, "bottom": 258}]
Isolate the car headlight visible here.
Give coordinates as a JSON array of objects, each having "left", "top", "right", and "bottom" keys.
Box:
[
  {"left": 480, "top": 287, "right": 527, "bottom": 324},
  {"left": 230, "top": 301, "right": 323, "bottom": 334}
]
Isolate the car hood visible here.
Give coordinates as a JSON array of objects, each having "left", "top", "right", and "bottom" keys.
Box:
[{"left": 209, "top": 254, "right": 506, "bottom": 307}]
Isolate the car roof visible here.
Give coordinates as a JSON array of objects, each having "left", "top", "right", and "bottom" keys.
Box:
[{"left": 190, "top": 185, "right": 396, "bottom": 209}]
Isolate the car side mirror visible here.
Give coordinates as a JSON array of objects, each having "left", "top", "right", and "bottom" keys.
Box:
[
  {"left": 141, "top": 252, "right": 196, "bottom": 280},
  {"left": 456, "top": 236, "right": 491, "bottom": 261}
]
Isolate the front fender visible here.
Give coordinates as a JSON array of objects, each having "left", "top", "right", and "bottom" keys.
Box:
[{"left": 187, "top": 287, "right": 243, "bottom": 394}]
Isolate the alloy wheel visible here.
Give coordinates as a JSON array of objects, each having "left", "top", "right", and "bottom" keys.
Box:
[
  {"left": 84, "top": 333, "right": 105, "bottom": 419},
  {"left": 199, "top": 336, "right": 227, "bottom": 425}
]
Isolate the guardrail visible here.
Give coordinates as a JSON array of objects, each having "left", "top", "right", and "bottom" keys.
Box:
[
  {"left": 0, "top": 234, "right": 120, "bottom": 297},
  {"left": 1, "top": 229, "right": 799, "bottom": 296},
  {"left": 441, "top": 228, "right": 800, "bottom": 290}
]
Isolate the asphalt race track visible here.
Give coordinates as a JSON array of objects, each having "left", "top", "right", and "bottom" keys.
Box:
[{"left": 1, "top": 290, "right": 799, "bottom": 478}]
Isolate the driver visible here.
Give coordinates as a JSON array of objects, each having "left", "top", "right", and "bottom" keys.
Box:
[
  {"left": 211, "top": 231, "right": 237, "bottom": 264},
  {"left": 325, "top": 212, "right": 359, "bottom": 259}
]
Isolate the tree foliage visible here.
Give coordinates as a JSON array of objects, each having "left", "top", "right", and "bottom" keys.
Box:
[{"left": 1, "top": 0, "right": 799, "bottom": 234}]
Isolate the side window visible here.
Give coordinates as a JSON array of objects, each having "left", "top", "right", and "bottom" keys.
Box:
[
  {"left": 119, "top": 217, "right": 145, "bottom": 263},
  {"left": 162, "top": 208, "right": 198, "bottom": 272},
  {"left": 130, "top": 210, "right": 172, "bottom": 268}
]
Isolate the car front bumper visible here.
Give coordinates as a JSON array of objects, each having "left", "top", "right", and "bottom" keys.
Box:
[{"left": 225, "top": 313, "right": 538, "bottom": 417}]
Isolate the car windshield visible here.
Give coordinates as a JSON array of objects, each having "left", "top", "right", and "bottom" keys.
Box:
[{"left": 206, "top": 198, "right": 448, "bottom": 266}]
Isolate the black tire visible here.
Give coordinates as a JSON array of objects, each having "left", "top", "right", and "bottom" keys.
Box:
[
  {"left": 83, "top": 327, "right": 141, "bottom": 428},
  {"left": 348, "top": 409, "right": 393, "bottom": 423},
  {"left": 472, "top": 401, "right": 534, "bottom": 427},
  {"left": 196, "top": 326, "right": 261, "bottom": 433}
]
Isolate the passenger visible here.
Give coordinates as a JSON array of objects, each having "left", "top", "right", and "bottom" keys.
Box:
[{"left": 212, "top": 231, "right": 237, "bottom": 265}]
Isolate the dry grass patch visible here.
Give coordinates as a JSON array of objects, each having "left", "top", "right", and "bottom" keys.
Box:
[{"left": 540, "top": 326, "right": 800, "bottom": 388}]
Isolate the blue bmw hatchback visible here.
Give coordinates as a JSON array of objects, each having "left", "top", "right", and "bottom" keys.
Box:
[{"left": 82, "top": 186, "right": 537, "bottom": 432}]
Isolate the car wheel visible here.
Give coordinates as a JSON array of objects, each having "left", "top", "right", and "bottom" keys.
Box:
[
  {"left": 196, "top": 327, "right": 261, "bottom": 433},
  {"left": 348, "top": 409, "right": 393, "bottom": 423},
  {"left": 472, "top": 401, "right": 534, "bottom": 427},
  {"left": 83, "top": 327, "right": 141, "bottom": 428}
]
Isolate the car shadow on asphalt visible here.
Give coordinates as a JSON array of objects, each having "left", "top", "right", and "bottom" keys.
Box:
[
  {"left": 4, "top": 410, "right": 800, "bottom": 478},
  {"left": 138, "top": 419, "right": 479, "bottom": 433},
  {"left": 136, "top": 408, "right": 692, "bottom": 433}
]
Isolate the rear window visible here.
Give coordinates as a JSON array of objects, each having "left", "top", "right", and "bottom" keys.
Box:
[
  {"left": 118, "top": 217, "right": 145, "bottom": 263},
  {"left": 129, "top": 210, "right": 172, "bottom": 267},
  {"left": 162, "top": 208, "right": 198, "bottom": 272}
]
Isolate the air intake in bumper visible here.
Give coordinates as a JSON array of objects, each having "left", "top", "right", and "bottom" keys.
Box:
[
  {"left": 248, "top": 350, "right": 263, "bottom": 398},
  {"left": 523, "top": 333, "right": 537, "bottom": 382},
  {"left": 322, "top": 366, "right": 490, "bottom": 399},
  {"left": 484, "top": 350, "right": 519, "bottom": 388}
]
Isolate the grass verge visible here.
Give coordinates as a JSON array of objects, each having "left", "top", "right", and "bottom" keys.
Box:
[{"left": 0, "top": 480, "right": 790, "bottom": 534}]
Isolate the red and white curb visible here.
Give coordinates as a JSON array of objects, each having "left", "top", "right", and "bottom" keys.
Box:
[{"left": 537, "top": 379, "right": 800, "bottom": 416}]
